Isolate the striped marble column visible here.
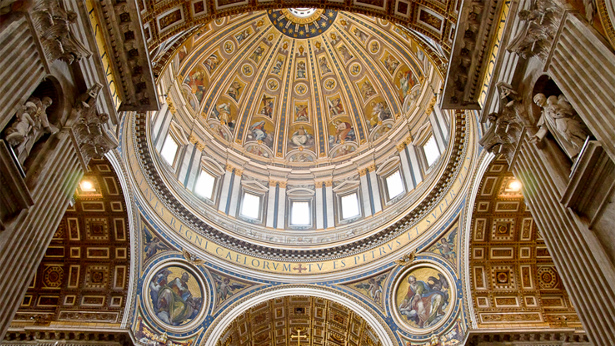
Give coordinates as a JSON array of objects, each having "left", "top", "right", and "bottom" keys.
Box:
[{"left": 513, "top": 138, "right": 615, "bottom": 346}]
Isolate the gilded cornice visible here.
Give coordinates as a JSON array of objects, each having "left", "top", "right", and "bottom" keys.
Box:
[{"left": 441, "top": 0, "right": 506, "bottom": 109}]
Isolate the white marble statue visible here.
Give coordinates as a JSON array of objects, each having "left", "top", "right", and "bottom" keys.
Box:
[
  {"left": 4, "top": 96, "right": 59, "bottom": 164},
  {"left": 531, "top": 93, "right": 591, "bottom": 160}
]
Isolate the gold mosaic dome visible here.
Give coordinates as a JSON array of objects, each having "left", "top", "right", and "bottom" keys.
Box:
[{"left": 172, "top": 9, "right": 428, "bottom": 166}]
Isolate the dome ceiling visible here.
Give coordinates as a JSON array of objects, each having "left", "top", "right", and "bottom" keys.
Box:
[{"left": 175, "top": 10, "right": 426, "bottom": 166}]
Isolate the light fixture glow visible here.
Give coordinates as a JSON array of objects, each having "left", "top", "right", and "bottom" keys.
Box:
[
  {"left": 80, "top": 180, "right": 95, "bottom": 191},
  {"left": 508, "top": 180, "right": 522, "bottom": 191}
]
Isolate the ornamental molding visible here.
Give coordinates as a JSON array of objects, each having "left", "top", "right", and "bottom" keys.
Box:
[
  {"left": 91, "top": 0, "right": 159, "bottom": 111},
  {"left": 3, "top": 330, "right": 133, "bottom": 345},
  {"left": 442, "top": 0, "right": 505, "bottom": 109},
  {"left": 466, "top": 330, "right": 590, "bottom": 345}
]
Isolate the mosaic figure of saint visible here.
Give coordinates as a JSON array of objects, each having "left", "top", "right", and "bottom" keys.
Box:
[
  {"left": 149, "top": 270, "right": 202, "bottom": 326},
  {"left": 227, "top": 81, "right": 241, "bottom": 102},
  {"left": 204, "top": 53, "right": 219, "bottom": 73},
  {"left": 295, "top": 104, "right": 309, "bottom": 122},
  {"left": 398, "top": 70, "right": 417, "bottom": 101},
  {"left": 290, "top": 126, "right": 313, "bottom": 148},
  {"left": 320, "top": 57, "right": 332, "bottom": 74},
  {"left": 272, "top": 58, "right": 284, "bottom": 75},
  {"left": 297, "top": 61, "right": 307, "bottom": 79}
]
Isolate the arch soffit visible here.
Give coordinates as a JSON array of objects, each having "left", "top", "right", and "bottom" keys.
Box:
[
  {"left": 202, "top": 285, "right": 396, "bottom": 346},
  {"left": 460, "top": 150, "right": 495, "bottom": 328}
]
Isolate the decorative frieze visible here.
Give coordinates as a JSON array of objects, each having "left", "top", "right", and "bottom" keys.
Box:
[
  {"left": 442, "top": 0, "right": 503, "bottom": 109},
  {"left": 90, "top": 0, "right": 158, "bottom": 111}
]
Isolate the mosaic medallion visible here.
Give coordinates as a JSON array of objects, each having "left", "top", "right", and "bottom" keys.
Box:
[
  {"left": 241, "top": 64, "right": 254, "bottom": 77},
  {"left": 323, "top": 78, "right": 337, "bottom": 91},
  {"left": 295, "top": 83, "right": 308, "bottom": 95},
  {"left": 393, "top": 264, "right": 455, "bottom": 333},
  {"left": 349, "top": 62, "right": 362, "bottom": 76},
  {"left": 147, "top": 263, "right": 205, "bottom": 328},
  {"left": 223, "top": 40, "right": 235, "bottom": 54},
  {"left": 267, "top": 78, "right": 279, "bottom": 91}
]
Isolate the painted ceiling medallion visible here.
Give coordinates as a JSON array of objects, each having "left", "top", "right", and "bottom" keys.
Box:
[
  {"left": 146, "top": 263, "right": 206, "bottom": 329},
  {"left": 393, "top": 263, "right": 456, "bottom": 334},
  {"left": 268, "top": 9, "right": 337, "bottom": 38}
]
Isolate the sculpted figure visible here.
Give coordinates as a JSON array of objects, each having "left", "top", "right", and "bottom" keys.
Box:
[
  {"left": 531, "top": 93, "right": 591, "bottom": 160},
  {"left": 33, "top": 0, "right": 91, "bottom": 64},
  {"left": 4, "top": 102, "right": 37, "bottom": 147},
  {"left": 4, "top": 96, "right": 58, "bottom": 164},
  {"left": 507, "top": 0, "right": 563, "bottom": 60}
]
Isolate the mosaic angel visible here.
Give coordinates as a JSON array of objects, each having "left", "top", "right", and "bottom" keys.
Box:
[
  {"left": 260, "top": 95, "right": 274, "bottom": 118},
  {"left": 272, "top": 58, "right": 284, "bottom": 75},
  {"left": 295, "top": 104, "right": 309, "bottom": 122},
  {"left": 338, "top": 45, "right": 353, "bottom": 63},
  {"left": 328, "top": 97, "right": 344, "bottom": 116},
  {"left": 353, "top": 28, "right": 368, "bottom": 42},
  {"left": 212, "top": 273, "right": 245, "bottom": 301},
  {"left": 369, "top": 101, "right": 392, "bottom": 128},
  {"left": 355, "top": 274, "right": 387, "bottom": 302},
  {"left": 235, "top": 28, "right": 251, "bottom": 44},
  {"left": 250, "top": 46, "right": 265, "bottom": 64},
  {"left": 434, "top": 229, "right": 457, "bottom": 260},
  {"left": 383, "top": 55, "right": 400, "bottom": 74},
  {"left": 204, "top": 53, "right": 219, "bottom": 73},
  {"left": 361, "top": 80, "right": 376, "bottom": 99},
  {"left": 227, "top": 81, "right": 241, "bottom": 102}
]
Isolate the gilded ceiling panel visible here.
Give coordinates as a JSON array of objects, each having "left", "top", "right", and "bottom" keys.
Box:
[
  {"left": 216, "top": 296, "right": 382, "bottom": 346},
  {"left": 12, "top": 158, "right": 131, "bottom": 327},
  {"left": 469, "top": 155, "right": 582, "bottom": 329},
  {"left": 138, "top": 0, "right": 457, "bottom": 59}
]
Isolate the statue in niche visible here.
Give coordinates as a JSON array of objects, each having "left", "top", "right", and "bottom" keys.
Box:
[
  {"left": 531, "top": 93, "right": 591, "bottom": 160},
  {"left": 4, "top": 96, "right": 59, "bottom": 164}
]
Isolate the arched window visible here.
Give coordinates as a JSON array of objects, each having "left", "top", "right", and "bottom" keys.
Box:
[{"left": 160, "top": 134, "right": 179, "bottom": 166}]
